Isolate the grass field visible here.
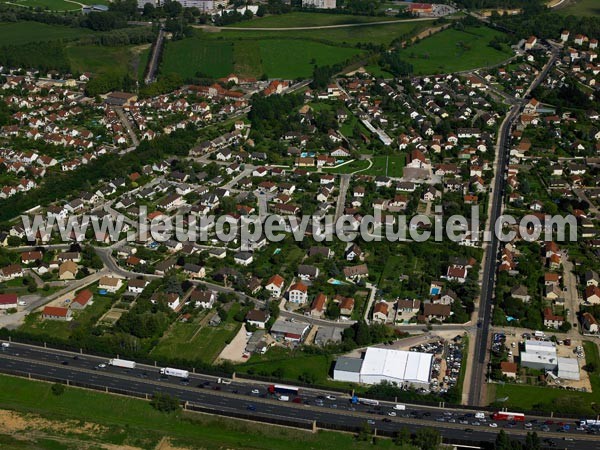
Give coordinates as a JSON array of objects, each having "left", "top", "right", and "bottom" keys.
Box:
[
  {"left": 151, "top": 305, "right": 241, "bottom": 364},
  {"left": 6, "top": 0, "right": 81, "bottom": 10},
  {"left": 558, "top": 0, "right": 600, "bottom": 16},
  {"left": 230, "top": 12, "right": 405, "bottom": 28},
  {"left": 258, "top": 39, "right": 362, "bottom": 78},
  {"left": 0, "top": 374, "right": 401, "bottom": 449},
  {"left": 67, "top": 44, "right": 141, "bottom": 76},
  {"left": 488, "top": 341, "right": 600, "bottom": 415},
  {"left": 217, "top": 20, "right": 434, "bottom": 47},
  {"left": 161, "top": 38, "right": 234, "bottom": 79},
  {"left": 0, "top": 21, "right": 90, "bottom": 46},
  {"left": 236, "top": 346, "right": 334, "bottom": 384},
  {"left": 161, "top": 32, "right": 364, "bottom": 79},
  {"left": 365, "top": 155, "right": 405, "bottom": 178},
  {"left": 399, "top": 25, "right": 512, "bottom": 75}
]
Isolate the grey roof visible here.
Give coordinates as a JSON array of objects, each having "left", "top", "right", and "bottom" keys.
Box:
[{"left": 334, "top": 356, "right": 363, "bottom": 373}]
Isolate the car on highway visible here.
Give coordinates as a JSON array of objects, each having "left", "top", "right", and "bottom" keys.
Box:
[
  {"left": 489, "top": 423, "right": 498, "bottom": 428},
  {"left": 251, "top": 389, "right": 260, "bottom": 395},
  {"left": 382, "top": 418, "right": 392, "bottom": 423},
  {"left": 246, "top": 404, "right": 256, "bottom": 411},
  {"left": 325, "top": 395, "right": 336, "bottom": 400},
  {"left": 388, "top": 411, "right": 396, "bottom": 417},
  {"left": 97, "top": 363, "right": 106, "bottom": 368},
  {"left": 367, "top": 420, "right": 375, "bottom": 425},
  {"left": 464, "top": 428, "right": 473, "bottom": 433},
  {"left": 61, "top": 361, "right": 69, "bottom": 365}
]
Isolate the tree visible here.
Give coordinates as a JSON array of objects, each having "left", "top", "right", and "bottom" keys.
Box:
[
  {"left": 51, "top": 383, "right": 65, "bottom": 396},
  {"left": 150, "top": 392, "right": 180, "bottom": 412},
  {"left": 413, "top": 428, "right": 441, "bottom": 450}
]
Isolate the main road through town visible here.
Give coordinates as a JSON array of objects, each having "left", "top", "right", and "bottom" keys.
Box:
[
  {"left": 0, "top": 341, "right": 598, "bottom": 449},
  {"left": 467, "top": 48, "right": 560, "bottom": 407}
]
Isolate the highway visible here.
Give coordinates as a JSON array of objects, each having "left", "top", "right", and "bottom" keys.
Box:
[
  {"left": 0, "top": 342, "right": 599, "bottom": 449},
  {"left": 468, "top": 47, "right": 560, "bottom": 407}
]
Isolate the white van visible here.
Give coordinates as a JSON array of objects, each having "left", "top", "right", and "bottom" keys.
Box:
[
  {"left": 393, "top": 404, "right": 406, "bottom": 411},
  {"left": 279, "top": 395, "right": 289, "bottom": 402},
  {"left": 1, "top": 342, "right": 9, "bottom": 348},
  {"left": 475, "top": 412, "right": 486, "bottom": 419}
]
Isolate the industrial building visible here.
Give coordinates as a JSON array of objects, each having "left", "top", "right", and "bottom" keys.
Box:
[
  {"left": 333, "top": 347, "right": 433, "bottom": 387},
  {"left": 519, "top": 340, "right": 580, "bottom": 380}
]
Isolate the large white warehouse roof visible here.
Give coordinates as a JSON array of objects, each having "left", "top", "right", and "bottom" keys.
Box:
[{"left": 360, "top": 347, "right": 432, "bottom": 385}]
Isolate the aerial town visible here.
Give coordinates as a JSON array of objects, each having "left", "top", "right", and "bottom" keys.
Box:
[{"left": 0, "top": 0, "right": 598, "bottom": 448}]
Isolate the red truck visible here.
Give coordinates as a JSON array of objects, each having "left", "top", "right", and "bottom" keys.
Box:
[{"left": 492, "top": 411, "right": 526, "bottom": 422}]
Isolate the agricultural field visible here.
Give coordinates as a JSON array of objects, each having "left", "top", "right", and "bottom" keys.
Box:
[
  {"left": 230, "top": 11, "right": 405, "bottom": 28},
  {"left": 557, "top": 0, "right": 600, "bottom": 16},
  {"left": 398, "top": 25, "right": 513, "bottom": 75},
  {"left": 217, "top": 19, "right": 434, "bottom": 47},
  {"left": 0, "top": 21, "right": 90, "bottom": 46},
  {"left": 4, "top": 0, "right": 81, "bottom": 11},
  {"left": 161, "top": 32, "right": 363, "bottom": 80},
  {"left": 66, "top": 44, "right": 146, "bottom": 78},
  {"left": 160, "top": 37, "right": 234, "bottom": 79}
]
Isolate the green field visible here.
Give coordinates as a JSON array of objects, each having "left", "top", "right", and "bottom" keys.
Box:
[
  {"left": 488, "top": 341, "right": 600, "bottom": 415},
  {"left": 19, "top": 296, "right": 112, "bottom": 341},
  {"left": 236, "top": 346, "right": 334, "bottom": 385},
  {"left": 161, "top": 38, "right": 234, "bottom": 79},
  {"left": 217, "top": 20, "right": 434, "bottom": 47},
  {"left": 399, "top": 25, "right": 512, "bottom": 75},
  {"left": 67, "top": 44, "right": 144, "bottom": 76},
  {"left": 161, "top": 32, "right": 364, "bottom": 79},
  {"left": 558, "top": 0, "right": 600, "bottom": 16},
  {"left": 0, "top": 21, "right": 90, "bottom": 46},
  {"left": 5, "top": 0, "right": 81, "bottom": 11},
  {"left": 230, "top": 12, "right": 405, "bottom": 28},
  {"left": 365, "top": 155, "right": 405, "bottom": 178},
  {"left": 0, "top": 374, "right": 400, "bottom": 449},
  {"left": 259, "top": 39, "right": 362, "bottom": 78},
  {"left": 151, "top": 305, "right": 241, "bottom": 364}
]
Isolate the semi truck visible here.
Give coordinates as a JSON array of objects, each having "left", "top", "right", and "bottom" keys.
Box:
[
  {"left": 160, "top": 367, "right": 190, "bottom": 378},
  {"left": 108, "top": 358, "right": 136, "bottom": 369},
  {"left": 351, "top": 396, "right": 379, "bottom": 406},
  {"left": 492, "top": 411, "right": 525, "bottom": 422}
]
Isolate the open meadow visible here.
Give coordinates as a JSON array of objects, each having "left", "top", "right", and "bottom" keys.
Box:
[{"left": 398, "top": 25, "right": 513, "bottom": 75}]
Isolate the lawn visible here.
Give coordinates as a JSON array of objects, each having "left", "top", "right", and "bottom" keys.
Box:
[
  {"left": 398, "top": 25, "right": 512, "bottom": 75},
  {"left": 151, "top": 304, "right": 241, "bottom": 364},
  {"left": 0, "top": 374, "right": 399, "bottom": 449},
  {"left": 557, "top": 0, "right": 600, "bottom": 16},
  {"left": 364, "top": 155, "right": 405, "bottom": 178},
  {"left": 160, "top": 37, "right": 234, "bottom": 79},
  {"left": 5, "top": 0, "right": 81, "bottom": 11},
  {"left": 230, "top": 12, "right": 404, "bottom": 28},
  {"left": 0, "top": 22, "right": 90, "bottom": 46},
  {"left": 325, "top": 159, "right": 371, "bottom": 175},
  {"left": 487, "top": 340, "right": 600, "bottom": 416}
]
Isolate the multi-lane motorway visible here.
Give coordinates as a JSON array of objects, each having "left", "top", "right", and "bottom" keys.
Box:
[{"left": 0, "top": 342, "right": 599, "bottom": 449}]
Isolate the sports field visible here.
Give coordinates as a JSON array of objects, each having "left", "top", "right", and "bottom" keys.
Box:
[
  {"left": 230, "top": 11, "right": 405, "bottom": 28},
  {"left": 398, "top": 25, "right": 512, "bottom": 75},
  {"left": 0, "top": 21, "right": 90, "bottom": 46}
]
